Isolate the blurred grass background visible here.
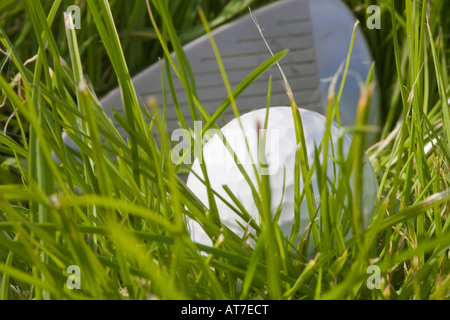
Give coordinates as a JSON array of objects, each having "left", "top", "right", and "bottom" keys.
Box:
[
  {"left": 1, "top": 0, "right": 449, "bottom": 147},
  {"left": 1, "top": 0, "right": 449, "bottom": 138}
]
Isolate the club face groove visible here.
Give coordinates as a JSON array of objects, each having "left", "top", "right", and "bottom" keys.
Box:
[{"left": 98, "top": 0, "right": 379, "bottom": 141}]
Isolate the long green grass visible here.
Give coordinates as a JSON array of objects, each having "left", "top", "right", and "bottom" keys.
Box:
[{"left": 0, "top": 0, "right": 449, "bottom": 300}]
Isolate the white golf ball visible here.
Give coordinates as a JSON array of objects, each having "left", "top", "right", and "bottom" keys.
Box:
[{"left": 186, "top": 107, "right": 378, "bottom": 252}]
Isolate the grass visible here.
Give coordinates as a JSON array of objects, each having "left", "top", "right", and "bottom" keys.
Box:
[{"left": 0, "top": 0, "right": 449, "bottom": 300}]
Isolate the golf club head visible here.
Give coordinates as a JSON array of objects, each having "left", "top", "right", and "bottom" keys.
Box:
[{"left": 62, "top": 0, "right": 380, "bottom": 156}]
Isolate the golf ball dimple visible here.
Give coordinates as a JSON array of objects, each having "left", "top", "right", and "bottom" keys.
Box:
[{"left": 186, "top": 107, "right": 378, "bottom": 252}]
